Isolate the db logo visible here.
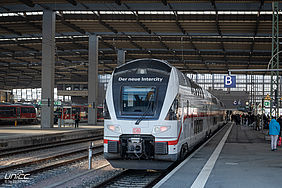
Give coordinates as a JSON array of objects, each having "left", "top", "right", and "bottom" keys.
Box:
[{"left": 133, "top": 128, "right": 141, "bottom": 134}]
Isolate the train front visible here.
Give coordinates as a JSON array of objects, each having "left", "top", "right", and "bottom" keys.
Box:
[{"left": 104, "top": 59, "right": 178, "bottom": 170}]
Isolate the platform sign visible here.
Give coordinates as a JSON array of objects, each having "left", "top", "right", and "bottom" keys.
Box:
[
  {"left": 38, "top": 101, "right": 61, "bottom": 105},
  {"left": 224, "top": 76, "right": 236, "bottom": 88},
  {"left": 54, "top": 101, "right": 61, "bottom": 105},
  {"left": 264, "top": 101, "right": 270, "bottom": 107},
  {"left": 265, "top": 94, "right": 271, "bottom": 100}
]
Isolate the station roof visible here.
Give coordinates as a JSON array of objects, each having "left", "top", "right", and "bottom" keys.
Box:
[{"left": 0, "top": 1, "right": 281, "bottom": 89}]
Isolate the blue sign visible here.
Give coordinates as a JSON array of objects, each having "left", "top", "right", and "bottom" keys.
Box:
[{"left": 224, "top": 76, "right": 236, "bottom": 88}]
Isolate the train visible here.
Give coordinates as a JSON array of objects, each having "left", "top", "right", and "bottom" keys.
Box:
[
  {"left": 0, "top": 103, "right": 37, "bottom": 124},
  {"left": 54, "top": 105, "right": 104, "bottom": 123},
  {"left": 103, "top": 59, "right": 226, "bottom": 170}
]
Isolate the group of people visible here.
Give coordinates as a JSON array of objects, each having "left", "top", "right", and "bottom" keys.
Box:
[
  {"left": 229, "top": 112, "right": 282, "bottom": 151},
  {"left": 231, "top": 113, "right": 263, "bottom": 130}
]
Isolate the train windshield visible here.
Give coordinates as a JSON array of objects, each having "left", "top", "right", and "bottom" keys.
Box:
[{"left": 121, "top": 86, "right": 156, "bottom": 115}]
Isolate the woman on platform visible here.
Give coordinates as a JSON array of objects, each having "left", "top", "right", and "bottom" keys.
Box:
[{"left": 269, "top": 118, "right": 280, "bottom": 151}]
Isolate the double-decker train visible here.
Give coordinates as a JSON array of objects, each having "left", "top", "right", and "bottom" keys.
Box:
[
  {"left": 0, "top": 103, "right": 37, "bottom": 124},
  {"left": 104, "top": 59, "right": 226, "bottom": 170}
]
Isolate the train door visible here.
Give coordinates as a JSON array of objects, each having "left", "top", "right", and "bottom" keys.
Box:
[
  {"left": 72, "top": 107, "right": 80, "bottom": 120},
  {"left": 62, "top": 106, "right": 72, "bottom": 120},
  {"left": 16, "top": 107, "right": 21, "bottom": 119},
  {"left": 80, "top": 107, "right": 87, "bottom": 121}
]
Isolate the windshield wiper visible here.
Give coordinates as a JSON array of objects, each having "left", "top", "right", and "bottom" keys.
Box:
[{"left": 135, "top": 99, "right": 153, "bottom": 125}]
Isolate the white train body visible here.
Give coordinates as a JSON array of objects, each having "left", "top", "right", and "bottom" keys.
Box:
[{"left": 104, "top": 59, "right": 225, "bottom": 169}]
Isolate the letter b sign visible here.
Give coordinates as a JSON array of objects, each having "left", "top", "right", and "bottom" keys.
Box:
[{"left": 224, "top": 76, "right": 236, "bottom": 88}]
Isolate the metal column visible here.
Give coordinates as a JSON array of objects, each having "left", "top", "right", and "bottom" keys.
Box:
[
  {"left": 245, "top": 74, "right": 248, "bottom": 92},
  {"left": 41, "top": 10, "right": 55, "bottom": 128},
  {"left": 88, "top": 35, "right": 99, "bottom": 125},
  {"left": 212, "top": 74, "right": 214, "bottom": 90},
  {"left": 262, "top": 75, "right": 265, "bottom": 97},
  {"left": 270, "top": 2, "right": 280, "bottom": 117},
  {"left": 117, "top": 49, "right": 125, "bottom": 66},
  {"left": 251, "top": 74, "right": 254, "bottom": 106}
]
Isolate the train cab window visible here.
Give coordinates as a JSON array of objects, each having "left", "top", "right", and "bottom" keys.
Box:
[
  {"left": 103, "top": 100, "right": 111, "bottom": 119},
  {"left": 121, "top": 86, "right": 156, "bottom": 115},
  {"left": 165, "top": 97, "right": 180, "bottom": 120}
]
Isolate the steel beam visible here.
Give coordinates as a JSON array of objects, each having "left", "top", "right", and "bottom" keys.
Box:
[
  {"left": 65, "top": 0, "right": 77, "bottom": 6},
  {"left": 115, "top": 0, "right": 121, "bottom": 6},
  {"left": 58, "top": 13, "right": 86, "bottom": 34},
  {"left": 0, "top": 25, "right": 22, "bottom": 36},
  {"left": 270, "top": 2, "right": 279, "bottom": 118},
  {"left": 97, "top": 12, "right": 118, "bottom": 34},
  {"left": 18, "top": 0, "right": 35, "bottom": 7}
]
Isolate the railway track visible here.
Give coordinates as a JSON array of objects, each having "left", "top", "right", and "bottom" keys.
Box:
[
  {"left": 0, "top": 143, "right": 104, "bottom": 185},
  {"left": 94, "top": 169, "right": 163, "bottom": 188},
  {"left": 92, "top": 123, "right": 228, "bottom": 188},
  {"left": 0, "top": 135, "right": 103, "bottom": 158}
]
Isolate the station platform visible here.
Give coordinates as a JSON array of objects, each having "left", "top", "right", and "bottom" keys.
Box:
[
  {"left": 154, "top": 122, "right": 282, "bottom": 188},
  {"left": 0, "top": 123, "right": 103, "bottom": 150}
]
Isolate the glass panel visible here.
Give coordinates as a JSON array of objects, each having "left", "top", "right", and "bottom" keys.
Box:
[
  {"left": 0, "top": 107, "right": 16, "bottom": 117},
  {"left": 121, "top": 86, "right": 156, "bottom": 114}
]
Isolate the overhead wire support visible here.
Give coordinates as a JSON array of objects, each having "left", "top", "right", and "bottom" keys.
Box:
[{"left": 270, "top": 2, "right": 279, "bottom": 118}]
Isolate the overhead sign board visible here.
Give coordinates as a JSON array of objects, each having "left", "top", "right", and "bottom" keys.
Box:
[
  {"left": 224, "top": 76, "right": 236, "bottom": 88},
  {"left": 264, "top": 101, "right": 270, "bottom": 107},
  {"left": 265, "top": 94, "right": 271, "bottom": 100}
]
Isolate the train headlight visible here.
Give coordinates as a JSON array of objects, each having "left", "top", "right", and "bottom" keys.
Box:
[
  {"left": 107, "top": 125, "right": 121, "bottom": 133},
  {"left": 153, "top": 125, "right": 171, "bottom": 134}
]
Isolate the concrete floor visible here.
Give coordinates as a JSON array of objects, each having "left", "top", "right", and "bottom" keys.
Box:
[{"left": 156, "top": 123, "right": 282, "bottom": 188}]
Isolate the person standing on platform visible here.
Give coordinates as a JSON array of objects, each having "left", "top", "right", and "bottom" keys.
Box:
[
  {"left": 269, "top": 118, "right": 280, "bottom": 151},
  {"left": 75, "top": 112, "right": 80, "bottom": 128}
]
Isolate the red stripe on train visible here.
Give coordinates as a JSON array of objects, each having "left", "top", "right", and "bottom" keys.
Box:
[
  {"left": 155, "top": 125, "right": 182, "bottom": 145},
  {"left": 104, "top": 139, "right": 119, "bottom": 144}
]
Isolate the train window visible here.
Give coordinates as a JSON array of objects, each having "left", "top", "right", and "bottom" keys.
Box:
[
  {"left": 21, "top": 107, "right": 28, "bottom": 113},
  {"left": 0, "top": 107, "right": 16, "bottom": 117},
  {"left": 72, "top": 107, "right": 80, "bottom": 114},
  {"left": 194, "top": 119, "right": 203, "bottom": 134},
  {"left": 30, "top": 108, "right": 36, "bottom": 113},
  {"left": 211, "top": 97, "right": 217, "bottom": 104},
  {"left": 21, "top": 107, "right": 35, "bottom": 113},
  {"left": 165, "top": 97, "right": 179, "bottom": 120},
  {"left": 64, "top": 108, "right": 71, "bottom": 115},
  {"left": 176, "top": 69, "right": 186, "bottom": 86},
  {"left": 121, "top": 86, "right": 156, "bottom": 115},
  {"left": 103, "top": 100, "right": 111, "bottom": 119}
]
